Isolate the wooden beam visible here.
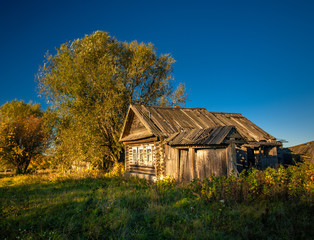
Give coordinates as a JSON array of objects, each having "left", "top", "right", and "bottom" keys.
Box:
[
  {"left": 129, "top": 166, "right": 155, "bottom": 175},
  {"left": 189, "top": 148, "right": 195, "bottom": 179},
  {"left": 125, "top": 145, "right": 128, "bottom": 171},
  {"left": 227, "top": 142, "right": 238, "bottom": 176},
  {"left": 176, "top": 148, "right": 180, "bottom": 180},
  {"left": 123, "top": 137, "right": 158, "bottom": 145},
  {"left": 174, "top": 145, "right": 227, "bottom": 149}
]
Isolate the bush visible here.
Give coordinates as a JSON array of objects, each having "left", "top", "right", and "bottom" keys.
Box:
[{"left": 190, "top": 161, "right": 313, "bottom": 204}]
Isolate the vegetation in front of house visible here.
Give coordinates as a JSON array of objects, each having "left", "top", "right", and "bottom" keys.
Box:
[{"left": 1, "top": 162, "right": 313, "bottom": 240}]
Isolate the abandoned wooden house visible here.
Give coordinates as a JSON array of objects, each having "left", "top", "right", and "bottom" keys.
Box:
[{"left": 119, "top": 105, "right": 282, "bottom": 181}]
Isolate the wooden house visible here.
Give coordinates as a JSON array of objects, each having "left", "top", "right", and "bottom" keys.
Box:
[{"left": 119, "top": 105, "right": 282, "bottom": 181}]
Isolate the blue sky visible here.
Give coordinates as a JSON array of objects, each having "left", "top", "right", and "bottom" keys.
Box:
[{"left": 0, "top": 0, "right": 313, "bottom": 147}]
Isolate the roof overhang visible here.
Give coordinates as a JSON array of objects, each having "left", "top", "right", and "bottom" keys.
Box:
[{"left": 243, "top": 141, "right": 282, "bottom": 148}]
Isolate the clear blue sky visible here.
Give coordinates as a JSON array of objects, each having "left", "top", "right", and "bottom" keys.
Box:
[{"left": 0, "top": 0, "right": 313, "bottom": 147}]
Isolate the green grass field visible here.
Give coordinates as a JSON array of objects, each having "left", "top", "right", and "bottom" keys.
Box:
[{"left": 0, "top": 169, "right": 313, "bottom": 240}]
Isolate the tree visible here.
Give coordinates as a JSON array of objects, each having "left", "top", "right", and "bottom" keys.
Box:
[
  {"left": 37, "top": 31, "right": 186, "bottom": 170},
  {"left": 0, "top": 100, "right": 49, "bottom": 174}
]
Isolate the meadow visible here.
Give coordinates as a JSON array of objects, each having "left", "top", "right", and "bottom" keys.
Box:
[{"left": 0, "top": 162, "right": 313, "bottom": 240}]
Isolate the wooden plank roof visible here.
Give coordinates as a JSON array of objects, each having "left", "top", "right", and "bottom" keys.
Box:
[
  {"left": 120, "top": 105, "right": 276, "bottom": 142},
  {"left": 166, "top": 126, "right": 236, "bottom": 146},
  {"left": 288, "top": 141, "right": 314, "bottom": 162}
]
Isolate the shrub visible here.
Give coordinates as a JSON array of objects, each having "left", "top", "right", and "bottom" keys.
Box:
[{"left": 190, "top": 161, "right": 313, "bottom": 204}]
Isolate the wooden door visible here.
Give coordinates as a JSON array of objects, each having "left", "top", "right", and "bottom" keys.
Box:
[
  {"left": 196, "top": 149, "right": 227, "bottom": 178},
  {"left": 179, "top": 149, "right": 192, "bottom": 182}
]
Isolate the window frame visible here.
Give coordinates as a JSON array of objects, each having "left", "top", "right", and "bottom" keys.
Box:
[
  {"left": 129, "top": 144, "right": 155, "bottom": 167},
  {"left": 132, "top": 147, "right": 138, "bottom": 165},
  {"left": 146, "top": 145, "right": 153, "bottom": 166}
]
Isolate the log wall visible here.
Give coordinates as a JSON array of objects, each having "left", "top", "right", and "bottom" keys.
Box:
[
  {"left": 124, "top": 139, "right": 158, "bottom": 180},
  {"left": 126, "top": 142, "right": 279, "bottom": 182}
]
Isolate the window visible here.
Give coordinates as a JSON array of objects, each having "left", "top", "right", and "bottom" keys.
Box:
[
  {"left": 130, "top": 144, "right": 154, "bottom": 166},
  {"left": 139, "top": 147, "right": 144, "bottom": 165},
  {"left": 132, "top": 147, "right": 137, "bottom": 164},
  {"left": 147, "top": 146, "right": 153, "bottom": 166}
]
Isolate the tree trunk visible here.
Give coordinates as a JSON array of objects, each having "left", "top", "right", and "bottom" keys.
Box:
[
  {"left": 15, "top": 157, "right": 31, "bottom": 174},
  {"left": 16, "top": 165, "right": 24, "bottom": 174},
  {"left": 23, "top": 158, "right": 31, "bottom": 174}
]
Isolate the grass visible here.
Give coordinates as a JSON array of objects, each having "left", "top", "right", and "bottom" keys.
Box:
[{"left": 0, "top": 168, "right": 313, "bottom": 240}]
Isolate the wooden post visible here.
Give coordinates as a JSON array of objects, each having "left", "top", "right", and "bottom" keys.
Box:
[
  {"left": 258, "top": 146, "right": 262, "bottom": 168},
  {"left": 159, "top": 142, "right": 164, "bottom": 178},
  {"left": 227, "top": 142, "right": 238, "bottom": 176},
  {"left": 176, "top": 148, "right": 180, "bottom": 180},
  {"left": 189, "top": 148, "right": 195, "bottom": 179},
  {"left": 226, "top": 144, "right": 230, "bottom": 175},
  {"left": 125, "top": 145, "right": 128, "bottom": 172},
  {"left": 154, "top": 142, "right": 159, "bottom": 177}
]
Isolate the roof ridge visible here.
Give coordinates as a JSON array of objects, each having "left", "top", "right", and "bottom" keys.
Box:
[
  {"left": 131, "top": 104, "right": 243, "bottom": 115},
  {"left": 210, "top": 111, "right": 243, "bottom": 115},
  {"left": 131, "top": 104, "right": 207, "bottom": 110}
]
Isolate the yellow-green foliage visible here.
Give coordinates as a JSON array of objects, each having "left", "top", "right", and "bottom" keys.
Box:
[
  {"left": 0, "top": 100, "right": 49, "bottom": 174},
  {"left": 37, "top": 31, "right": 187, "bottom": 170},
  {"left": 104, "top": 162, "right": 125, "bottom": 177}
]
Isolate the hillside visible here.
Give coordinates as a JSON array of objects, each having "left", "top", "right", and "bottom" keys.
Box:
[{"left": 289, "top": 141, "right": 314, "bottom": 163}]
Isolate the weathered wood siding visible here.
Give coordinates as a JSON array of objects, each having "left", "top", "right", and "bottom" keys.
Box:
[
  {"left": 120, "top": 110, "right": 153, "bottom": 141},
  {"left": 180, "top": 149, "right": 192, "bottom": 181},
  {"left": 195, "top": 148, "right": 228, "bottom": 179},
  {"left": 164, "top": 145, "right": 233, "bottom": 181},
  {"left": 128, "top": 113, "right": 149, "bottom": 136},
  {"left": 226, "top": 143, "right": 238, "bottom": 176},
  {"left": 165, "top": 145, "right": 178, "bottom": 178}
]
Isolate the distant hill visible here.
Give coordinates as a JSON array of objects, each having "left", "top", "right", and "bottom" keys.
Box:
[{"left": 288, "top": 141, "right": 314, "bottom": 163}]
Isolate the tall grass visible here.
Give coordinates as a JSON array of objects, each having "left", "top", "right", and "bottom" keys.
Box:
[
  {"left": 0, "top": 162, "right": 313, "bottom": 239},
  {"left": 189, "top": 161, "right": 313, "bottom": 204}
]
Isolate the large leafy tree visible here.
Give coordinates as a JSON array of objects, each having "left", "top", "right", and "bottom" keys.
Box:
[
  {"left": 37, "top": 31, "right": 186, "bottom": 170},
  {"left": 0, "top": 100, "right": 49, "bottom": 174}
]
